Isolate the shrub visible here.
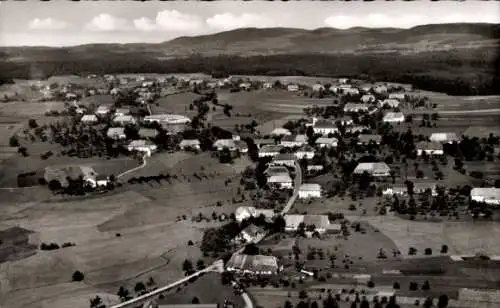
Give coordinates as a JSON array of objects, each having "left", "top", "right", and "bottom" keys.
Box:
[
  {"left": 393, "top": 282, "right": 400, "bottom": 289},
  {"left": 408, "top": 247, "right": 417, "bottom": 255},
  {"left": 440, "top": 244, "right": 448, "bottom": 254},
  {"left": 424, "top": 248, "right": 433, "bottom": 255},
  {"left": 422, "top": 280, "right": 430, "bottom": 291},
  {"left": 367, "top": 281, "right": 375, "bottom": 288},
  {"left": 409, "top": 282, "right": 418, "bottom": 291},
  {"left": 72, "top": 270, "right": 84, "bottom": 281}
]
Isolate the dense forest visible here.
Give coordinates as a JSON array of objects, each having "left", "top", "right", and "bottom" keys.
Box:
[{"left": 0, "top": 50, "right": 498, "bottom": 96}]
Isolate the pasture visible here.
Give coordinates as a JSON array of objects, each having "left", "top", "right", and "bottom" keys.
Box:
[{"left": 151, "top": 92, "right": 202, "bottom": 116}]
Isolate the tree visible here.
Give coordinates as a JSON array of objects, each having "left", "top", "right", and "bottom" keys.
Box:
[
  {"left": 48, "top": 179, "right": 62, "bottom": 191},
  {"left": 360, "top": 298, "right": 370, "bottom": 308},
  {"left": 72, "top": 270, "right": 84, "bottom": 281},
  {"left": 423, "top": 297, "right": 433, "bottom": 308},
  {"left": 437, "top": 294, "right": 449, "bottom": 308},
  {"left": 298, "top": 290, "right": 308, "bottom": 299},
  {"left": 424, "top": 248, "right": 433, "bottom": 255},
  {"left": 28, "top": 119, "right": 38, "bottom": 129},
  {"left": 219, "top": 147, "right": 233, "bottom": 164},
  {"left": 367, "top": 280, "right": 375, "bottom": 288},
  {"left": 89, "top": 295, "right": 105, "bottom": 308},
  {"left": 311, "top": 301, "right": 319, "bottom": 308},
  {"left": 146, "top": 276, "right": 156, "bottom": 290},
  {"left": 409, "top": 282, "right": 418, "bottom": 291},
  {"left": 323, "top": 294, "right": 339, "bottom": 308},
  {"left": 182, "top": 259, "right": 194, "bottom": 273},
  {"left": 350, "top": 302, "right": 358, "bottom": 308},
  {"left": 192, "top": 297, "right": 200, "bottom": 304},
  {"left": 117, "top": 286, "right": 130, "bottom": 302},
  {"left": 440, "top": 244, "right": 448, "bottom": 254},
  {"left": 393, "top": 282, "right": 400, "bottom": 289},
  {"left": 9, "top": 135, "right": 19, "bottom": 147},
  {"left": 422, "top": 280, "right": 430, "bottom": 291},
  {"left": 134, "top": 281, "right": 146, "bottom": 294}
]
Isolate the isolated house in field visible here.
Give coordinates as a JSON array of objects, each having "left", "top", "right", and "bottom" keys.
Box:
[
  {"left": 44, "top": 165, "right": 100, "bottom": 188},
  {"left": 294, "top": 144, "right": 315, "bottom": 160},
  {"left": 353, "top": 162, "right": 391, "bottom": 177},
  {"left": 179, "top": 139, "right": 201, "bottom": 151},
  {"left": 80, "top": 114, "right": 98, "bottom": 124},
  {"left": 298, "top": 183, "right": 322, "bottom": 199},
  {"left": 254, "top": 138, "right": 275, "bottom": 149},
  {"left": 287, "top": 84, "right": 299, "bottom": 92},
  {"left": 358, "top": 134, "right": 382, "bottom": 145},
  {"left": 237, "top": 224, "right": 266, "bottom": 244},
  {"left": 239, "top": 82, "right": 252, "bottom": 91},
  {"left": 213, "top": 139, "right": 237, "bottom": 151},
  {"left": 343, "top": 103, "right": 370, "bottom": 113},
  {"left": 226, "top": 254, "right": 280, "bottom": 275},
  {"left": 271, "top": 153, "right": 296, "bottom": 168},
  {"left": 383, "top": 112, "right": 405, "bottom": 123},
  {"left": 360, "top": 94, "right": 376, "bottom": 103},
  {"left": 267, "top": 174, "right": 293, "bottom": 189},
  {"left": 113, "top": 115, "right": 136, "bottom": 126},
  {"left": 258, "top": 145, "right": 284, "bottom": 158},
  {"left": 127, "top": 140, "right": 158, "bottom": 155},
  {"left": 106, "top": 127, "right": 127, "bottom": 140},
  {"left": 389, "top": 92, "right": 406, "bottom": 100},
  {"left": 470, "top": 187, "right": 500, "bottom": 205},
  {"left": 416, "top": 141, "right": 444, "bottom": 156},
  {"left": 429, "top": 132, "right": 460, "bottom": 144},
  {"left": 271, "top": 128, "right": 292, "bottom": 136},
  {"left": 315, "top": 137, "right": 338, "bottom": 148},
  {"left": 95, "top": 104, "right": 111, "bottom": 116},
  {"left": 306, "top": 163, "right": 324, "bottom": 174},
  {"left": 313, "top": 119, "right": 338, "bottom": 135},
  {"left": 379, "top": 99, "right": 400, "bottom": 108},
  {"left": 280, "top": 134, "right": 308, "bottom": 148}
]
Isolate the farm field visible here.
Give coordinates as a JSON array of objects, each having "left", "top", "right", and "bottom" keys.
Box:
[
  {"left": 151, "top": 92, "right": 202, "bottom": 116},
  {"left": 0, "top": 101, "right": 66, "bottom": 116}
]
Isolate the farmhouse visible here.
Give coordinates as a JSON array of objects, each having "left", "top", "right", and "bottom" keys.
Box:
[
  {"left": 284, "top": 215, "right": 331, "bottom": 234},
  {"left": 312, "top": 83, "right": 325, "bottom": 92},
  {"left": 44, "top": 165, "right": 100, "bottom": 188},
  {"left": 127, "top": 140, "right": 158, "bottom": 154},
  {"left": 267, "top": 174, "right": 293, "bottom": 189},
  {"left": 358, "top": 134, "right": 382, "bottom": 145},
  {"left": 271, "top": 127, "right": 292, "bottom": 136},
  {"left": 258, "top": 145, "right": 284, "bottom": 158},
  {"left": 144, "top": 114, "right": 190, "bottom": 125},
  {"left": 235, "top": 140, "right": 249, "bottom": 153},
  {"left": 388, "top": 93, "right": 406, "bottom": 100},
  {"left": 382, "top": 186, "right": 408, "bottom": 196},
  {"left": 373, "top": 85, "right": 388, "bottom": 94},
  {"left": 354, "top": 162, "right": 391, "bottom": 177},
  {"left": 226, "top": 254, "right": 281, "bottom": 275},
  {"left": 179, "top": 139, "right": 201, "bottom": 150},
  {"left": 287, "top": 84, "right": 299, "bottom": 92},
  {"left": 360, "top": 94, "right": 376, "bottom": 103},
  {"left": 338, "top": 78, "right": 349, "bottom": 84},
  {"left": 379, "top": 99, "right": 400, "bottom": 108},
  {"left": 80, "top": 114, "right": 98, "bottom": 124},
  {"left": 280, "top": 134, "right": 308, "bottom": 147},
  {"left": 235, "top": 206, "right": 275, "bottom": 222},
  {"left": 113, "top": 115, "right": 136, "bottom": 125},
  {"left": 213, "top": 139, "right": 237, "bottom": 151},
  {"left": 106, "top": 127, "right": 126, "bottom": 140},
  {"left": 239, "top": 82, "right": 251, "bottom": 91},
  {"left": 294, "top": 144, "right": 315, "bottom": 159},
  {"left": 271, "top": 153, "right": 296, "bottom": 167},
  {"left": 138, "top": 128, "right": 159, "bottom": 139},
  {"left": 470, "top": 187, "right": 500, "bottom": 205},
  {"left": 95, "top": 104, "right": 111, "bottom": 116},
  {"left": 416, "top": 141, "right": 444, "bottom": 156},
  {"left": 414, "top": 182, "right": 438, "bottom": 196},
  {"left": 298, "top": 183, "right": 322, "bottom": 199},
  {"left": 315, "top": 137, "right": 338, "bottom": 148},
  {"left": 254, "top": 138, "right": 275, "bottom": 149},
  {"left": 383, "top": 112, "right": 405, "bottom": 123},
  {"left": 430, "top": 132, "right": 460, "bottom": 144},
  {"left": 343, "top": 103, "right": 370, "bottom": 113},
  {"left": 313, "top": 120, "right": 338, "bottom": 135}
]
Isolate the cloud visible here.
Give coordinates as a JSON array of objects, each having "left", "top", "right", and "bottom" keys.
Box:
[
  {"left": 323, "top": 15, "right": 361, "bottom": 29},
  {"left": 85, "top": 14, "right": 128, "bottom": 32},
  {"left": 206, "top": 13, "right": 276, "bottom": 31},
  {"left": 133, "top": 10, "right": 203, "bottom": 32},
  {"left": 28, "top": 18, "right": 68, "bottom": 30}
]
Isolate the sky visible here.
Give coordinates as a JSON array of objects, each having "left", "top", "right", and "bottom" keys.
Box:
[{"left": 0, "top": 1, "right": 499, "bottom": 47}]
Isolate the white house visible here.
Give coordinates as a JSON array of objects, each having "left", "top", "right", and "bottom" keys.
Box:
[
  {"left": 226, "top": 254, "right": 280, "bottom": 275},
  {"left": 113, "top": 115, "right": 136, "bottom": 125},
  {"left": 307, "top": 164, "right": 324, "bottom": 174},
  {"left": 95, "top": 174, "right": 109, "bottom": 187},
  {"left": 179, "top": 139, "right": 201, "bottom": 151},
  {"left": 235, "top": 206, "right": 275, "bottom": 223},
  {"left": 284, "top": 214, "right": 330, "bottom": 234},
  {"left": 416, "top": 141, "right": 444, "bottom": 156},
  {"left": 313, "top": 120, "right": 338, "bottom": 135},
  {"left": 213, "top": 139, "right": 237, "bottom": 151},
  {"left": 238, "top": 224, "right": 266, "bottom": 244},
  {"left": 106, "top": 127, "right": 127, "bottom": 140},
  {"left": 338, "top": 78, "right": 348, "bottom": 84},
  {"left": 360, "top": 94, "right": 376, "bottom": 103},
  {"left": 353, "top": 162, "right": 391, "bottom": 177},
  {"left": 389, "top": 93, "right": 406, "bottom": 100},
  {"left": 144, "top": 114, "right": 190, "bottom": 125},
  {"left": 294, "top": 145, "right": 315, "bottom": 160},
  {"left": 312, "top": 84, "right": 325, "bottom": 92},
  {"left": 271, "top": 153, "right": 296, "bottom": 168},
  {"left": 270, "top": 128, "right": 292, "bottom": 136},
  {"left": 263, "top": 82, "right": 273, "bottom": 89},
  {"left": 337, "top": 116, "right": 354, "bottom": 126},
  {"left": 382, "top": 186, "right": 408, "bottom": 196},
  {"left": 315, "top": 137, "right": 338, "bottom": 148},
  {"left": 254, "top": 139, "right": 275, "bottom": 149},
  {"left": 127, "top": 140, "right": 158, "bottom": 155},
  {"left": 258, "top": 145, "right": 284, "bottom": 158},
  {"left": 95, "top": 105, "right": 111, "bottom": 116},
  {"left": 239, "top": 83, "right": 252, "bottom": 91},
  {"left": 344, "top": 103, "right": 370, "bottom": 113},
  {"left": 280, "top": 134, "right": 308, "bottom": 148},
  {"left": 470, "top": 188, "right": 500, "bottom": 205},
  {"left": 347, "top": 126, "right": 370, "bottom": 134},
  {"left": 379, "top": 99, "right": 400, "bottom": 108},
  {"left": 342, "top": 88, "right": 360, "bottom": 95},
  {"left": 383, "top": 112, "right": 405, "bottom": 123},
  {"left": 298, "top": 183, "right": 322, "bottom": 199},
  {"left": 430, "top": 132, "right": 460, "bottom": 144},
  {"left": 81, "top": 114, "right": 98, "bottom": 124},
  {"left": 287, "top": 84, "right": 299, "bottom": 92},
  {"left": 373, "top": 85, "right": 388, "bottom": 94},
  {"left": 268, "top": 174, "right": 293, "bottom": 189}
]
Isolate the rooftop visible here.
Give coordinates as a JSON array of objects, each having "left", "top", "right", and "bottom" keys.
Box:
[
  {"left": 268, "top": 174, "right": 292, "bottom": 183},
  {"left": 354, "top": 162, "right": 390, "bottom": 174},
  {"left": 358, "top": 134, "right": 382, "bottom": 143},
  {"left": 272, "top": 153, "right": 296, "bottom": 161},
  {"left": 260, "top": 145, "right": 284, "bottom": 153},
  {"left": 299, "top": 183, "right": 321, "bottom": 191}
]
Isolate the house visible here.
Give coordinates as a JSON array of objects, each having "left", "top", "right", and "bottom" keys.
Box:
[
  {"left": 226, "top": 254, "right": 280, "bottom": 275},
  {"left": 114, "top": 107, "right": 130, "bottom": 117},
  {"left": 254, "top": 138, "right": 275, "bottom": 149},
  {"left": 271, "top": 128, "right": 292, "bottom": 136},
  {"left": 80, "top": 114, "right": 98, "bottom": 124},
  {"left": 383, "top": 112, "right": 405, "bottom": 123},
  {"left": 287, "top": 84, "right": 299, "bottom": 92},
  {"left": 373, "top": 85, "right": 388, "bottom": 94},
  {"left": 271, "top": 153, "right": 296, "bottom": 167},
  {"left": 235, "top": 140, "right": 249, "bottom": 153},
  {"left": 263, "top": 82, "right": 273, "bottom": 89},
  {"left": 353, "top": 162, "right": 391, "bottom": 177},
  {"left": 95, "top": 174, "right": 109, "bottom": 187},
  {"left": 315, "top": 137, "right": 338, "bottom": 148},
  {"left": 44, "top": 165, "right": 100, "bottom": 188},
  {"left": 337, "top": 116, "right": 354, "bottom": 126},
  {"left": 95, "top": 104, "right": 111, "bottom": 116},
  {"left": 342, "top": 88, "right": 360, "bottom": 95},
  {"left": 312, "top": 84, "right": 325, "bottom": 92},
  {"left": 307, "top": 164, "right": 324, "bottom": 174},
  {"left": 106, "top": 127, "right": 127, "bottom": 140},
  {"left": 382, "top": 186, "right": 408, "bottom": 196},
  {"left": 235, "top": 206, "right": 275, "bottom": 222},
  {"left": 258, "top": 145, "right": 284, "bottom": 158},
  {"left": 264, "top": 166, "right": 289, "bottom": 176},
  {"left": 267, "top": 174, "right": 293, "bottom": 189},
  {"left": 379, "top": 99, "right": 400, "bottom": 108},
  {"left": 470, "top": 188, "right": 500, "bottom": 205},
  {"left": 414, "top": 182, "right": 438, "bottom": 196},
  {"left": 389, "top": 92, "right": 406, "bottom": 100},
  {"left": 179, "top": 139, "right": 201, "bottom": 151},
  {"left": 360, "top": 94, "right": 376, "bottom": 103},
  {"left": 75, "top": 107, "right": 86, "bottom": 115},
  {"left": 338, "top": 78, "right": 348, "bottom": 84},
  {"left": 358, "top": 134, "right": 382, "bottom": 145},
  {"left": 213, "top": 139, "right": 237, "bottom": 151},
  {"left": 239, "top": 82, "right": 252, "bottom": 91},
  {"left": 294, "top": 145, "right": 315, "bottom": 160},
  {"left": 284, "top": 214, "right": 330, "bottom": 234},
  {"left": 429, "top": 132, "right": 460, "bottom": 144},
  {"left": 144, "top": 114, "right": 190, "bottom": 125},
  {"left": 298, "top": 183, "right": 322, "bottom": 199},
  {"left": 305, "top": 117, "right": 316, "bottom": 127},
  {"left": 113, "top": 115, "right": 136, "bottom": 125},
  {"left": 280, "top": 134, "right": 308, "bottom": 148},
  {"left": 139, "top": 128, "right": 159, "bottom": 139},
  {"left": 313, "top": 119, "right": 338, "bottom": 135},
  {"left": 347, "top": 126, "right": 369, "bottom": 134},
  {"left": 127, "top": 140, "right": 158, "bottom": 155},
  {"left": 343, "top": 103, "right": 370, "bottom": 113},
  {"left": 416, "top": 141, "right": 444, "bottom": 156},
  {"left": 238, "top": 224, "right": 266, "bottom": 244}
]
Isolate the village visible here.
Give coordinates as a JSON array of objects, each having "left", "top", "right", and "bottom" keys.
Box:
[{"left": 1, "top": 72, "right": 500, "bottom": 308}]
